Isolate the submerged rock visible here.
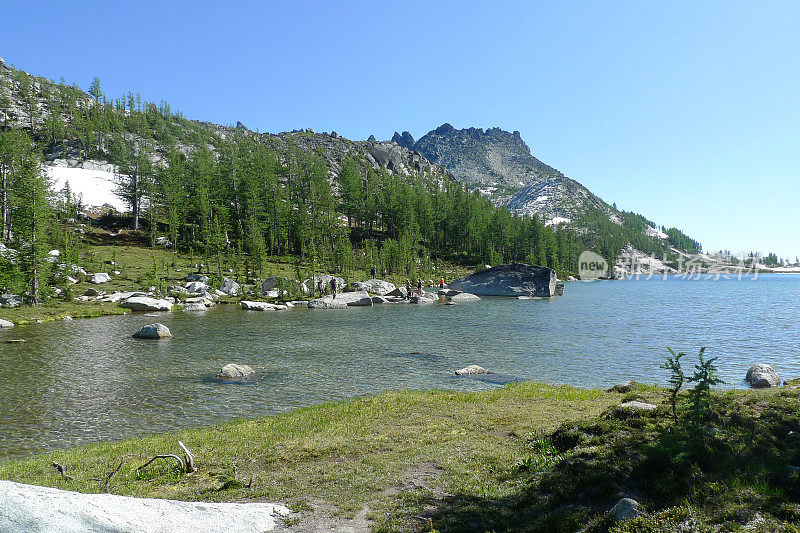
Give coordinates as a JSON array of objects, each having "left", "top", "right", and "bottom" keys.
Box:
[
  {"left": 0, "top": 479, "right": 289, "bottom": 533},
  {"left": 132, "top": 323, "right": 172, "bottom": 339},
  {"left": 217, "top": 363, "right": 255, "bottom": 379},
  {"left": 455, "top": 365, "right": 492, "bottom": 375},
  {"left": 450, "top": 263, "right": 557, "bottom": 297},
  {"left": 746, "top": 364, "right": 781, "bottom": 388}
]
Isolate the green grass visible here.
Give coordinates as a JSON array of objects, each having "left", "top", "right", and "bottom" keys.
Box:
[
  {"left": 3, "top": 382, "right": 800, "bottom": 531},
  {"left": 0, "top": 300, "right": 127, "bottom": 324}
]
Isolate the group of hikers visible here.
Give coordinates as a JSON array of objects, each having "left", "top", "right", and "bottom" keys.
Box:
[{"left": 316, "top": 268, "right": 447, "bottom": 299}]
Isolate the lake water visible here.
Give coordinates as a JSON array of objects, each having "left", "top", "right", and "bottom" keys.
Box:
[{"left": 1, "top": 274, "right": 798, "bottom": 458}]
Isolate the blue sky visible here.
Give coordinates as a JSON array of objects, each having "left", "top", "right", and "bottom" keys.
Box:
[{"left": 3, "top": 1, "right": 798, "bottom": 258}]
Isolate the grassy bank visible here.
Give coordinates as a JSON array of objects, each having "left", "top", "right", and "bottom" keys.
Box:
[{"left": 1, "top": 382, "right": 799, "bottom": 531}]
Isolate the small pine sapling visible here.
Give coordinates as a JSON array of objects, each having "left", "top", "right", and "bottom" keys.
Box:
[
  {"left": 686, "top": 347, "right": 724, "bottom": 423},
  {"left": 663, "top": 347, "right": 686, "bottom": 419}
]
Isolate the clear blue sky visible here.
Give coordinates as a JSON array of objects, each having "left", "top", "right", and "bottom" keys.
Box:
[{"left": 3, "top": 1, "right": 798, "bottom": 259}]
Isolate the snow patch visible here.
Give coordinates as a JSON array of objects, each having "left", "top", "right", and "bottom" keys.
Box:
[{"left": 46, "top": 164, "right": 127, "bottom": 212}]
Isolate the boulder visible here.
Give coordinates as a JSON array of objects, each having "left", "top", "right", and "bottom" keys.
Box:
[
  {"left": 610, "top": 498, "right": 641, "bottom": 522},
  {"left": 410, "top": 292, "right": 437, "bottom": 304},
  {"left": 0, "top": 294, "right": 21, "bottom": 308},
  {"left": 309, "top": 291, "right": 373, "bottom": 308},
  {"left": 0, "top": 479, "right": 289, "bottom": 533},
  {"left": 182, "top": 303, "right": 208, "bottom": 312},
  {"left": 386, "top": 286, "right": 408, "bottom": 298},
  {"left": 186, "top": 273, "right": 210, "bottom": 284},
  {"left": 0, "top": 318, "right": 13, "bottom": 328},
  {"left": 371, "top": 295, "right": 390, "bottom": 304},
  {"left": 219, "top": 277, "right": 240, "bottom": 295},
  {"left": 83, "top": 288, "right": 101, "bottom": 297},
  {"left": 132, "top": 323, "right": 172, "bottom": 339},
  {"left": 307, "top": 298, "right": 348, "bottom": 309},
  {"left": 438, "top": 288, "right": 460, "bottom": 297},
  {"left": 450, "top": 263, "right": 557, "bottom": 297},
  {"left": 88, "top": 272, "right": 111, "bottom": 284},
  {"left": 555, "top": 282, "right": 565, "bottom": 296},
  {"left": 746, "top": 364, "right": 781, "bottom": 388},
  {"left": 186, "top": 281, "right": 209, "bottom": 294},
  {"left": 455, "top": 365, "right": 492, "bottom": 375},
  {"left": 606, "top": 380, "right": 634, "bottom": 393},
  {"left": 619, "top": 401, "right": 657, "bottom": 411},
  {"left": 260, "top": 276, "right": 287, "bottom": 293},
  {"left": 350, "top": 279, "right": 397, "bottom": 295},
  {"left": 449, "top": 292, "right": 480, "bottom": 302},
  {"left": 100, "top": 291, "right": 146, "bottom": 303},
  {"left": 217, "top": 363, "right": 255, "bottom": 379},
  {"left": 120, "top": 296, "right": 173, "bottom": 312},
  {"left": 240, "top": 301, "right": 287, "bottom": 311}
]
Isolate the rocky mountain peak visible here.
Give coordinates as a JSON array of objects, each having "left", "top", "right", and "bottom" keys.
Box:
[{"left": 391, "top": 131, "right": 415, "bottom": 149}]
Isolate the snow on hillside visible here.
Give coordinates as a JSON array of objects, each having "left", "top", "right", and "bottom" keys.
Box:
[{"left": 46, "top": 162, "right": 127, "bottom": 212}]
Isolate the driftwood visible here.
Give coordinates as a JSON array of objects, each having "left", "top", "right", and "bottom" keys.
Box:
[
  {"left": 104, "top": 460, "right": 124, "bottom": 493},
  {"left": 137, "top": 454, "right": 185, "bottom": 473},
  {"left": 137, "top": 441, "right": 197, "bottom": 475},
  {"left": 51, "top": 462, "right": 74, "bottom": 480}
]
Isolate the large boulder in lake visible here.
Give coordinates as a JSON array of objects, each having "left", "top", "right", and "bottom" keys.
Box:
[
  {"left": 0, "top": 479, "right": 289, "bottom": 533},
  {"left": 132, "top": 323, "right": 172, "bottom": 339},
  {"left": 449, "top": 292, "right": 480, "bottom": 302},
  {"left": 308, "top": 290, "right": 373, "bottom": 308},
  {"left": 120, "top": 296, "right": 173, "bottom": 312},
  {"left": 746, "top": 364, "right": 781, "bottom": 388},
  {"left": 217, "top": 363, "right": 255, "bottom": 379},
  {"left": 350, "top": 279, "right": 396, "bottom": 295},
  {"left": 450, "top": 264, "right": 557, "bottom": 297},
  {"left": 241, "top": 301, "right": 287, "bottom": 311}
]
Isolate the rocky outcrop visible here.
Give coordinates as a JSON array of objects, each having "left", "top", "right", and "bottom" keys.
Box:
[
  {"left": 186, "top": 281, "right": 209, "bottom": 294},
  {"left": 350, "top": 279, "right": 396, "bottom": 295},
  {"left": 610, "top": 498, "right": 641, "bottom": 522},
  {"left": 0, "top": 480, "right": 289, "bottom": 533},
  {"left": 391, "top": 131, "right": 415, "bottom": 150},
  {"left": 132, "top": 323, "right": 172, "bottom": 339},
  {"left": 88, "top": 272, "right": 111, "bottom": 284},
  {"left": 0, "top": 294, "right": 21, "bottom": 308},
  {"left": 450, "top": 264, "right": 557, "bottom": 297},
  {"left": 304, "top": 274, "right": 345, "bottom": 293},
  {"left": 308, "top": 291, "right": 373, "bottom": 308},
  {"left": 240, "top": 301, "right": 288, "bottom": 311},
  {"left": 746, "top": 364, "right": 781, "bottom": 388},
  {"left": 217, "top": 363, "right": 255, "bottom": 380},
  {"left": 219, "top": 277, "right": 240, "bottom": 295},
  {"left": 448, "top": 292, "right": 480, "bottom": 302},
  {"left": 120, "top": 296, "right": 174, "bottom": 312}
]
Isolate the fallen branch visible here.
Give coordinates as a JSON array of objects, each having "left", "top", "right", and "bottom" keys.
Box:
[
  {"left": 104, "top": 460, "right": 124, "bottom": 493},
  {"left": 136, "top": 454, "right": 185, "bottom": 473},
  {"left": 51, "top": 462, "right": 74, "bottom": 480},
  {"left": 178, "top": 441, "right": 197, "bottom": 473}
]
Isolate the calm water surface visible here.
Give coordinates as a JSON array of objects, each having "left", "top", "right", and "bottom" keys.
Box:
[{"left": 1, "top": 275, "right": 798, "bottom": 458}]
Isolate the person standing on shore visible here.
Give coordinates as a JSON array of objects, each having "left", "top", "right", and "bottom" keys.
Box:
[
  {"left": 371, "top": 265, "right": 376, "bottom": 279},
  {"left": 417, "top": 278, "right": 423, "bottom": 296},
  {"left": 330, "top": 277, "right": 337, "bottom": 297},
  {"left": 439, "top": 276, "right": 445, "bottom": 288},
  {"left": 406, "top": 279, "right": 412, "bottom": 299},
  {"left": 382, "top": 268, "right": 387, "bottom": 279}
]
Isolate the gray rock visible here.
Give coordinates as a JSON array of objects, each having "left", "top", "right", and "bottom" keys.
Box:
[
  {"left": 0, "top": 318, "right": 14, "bottom": 328},
  {"left": 132, "top": 323, "right": 172, "bottom": 339},
  {"left": 449, "top": 292, "right": 480, "bottom": 302},
  {"left": 0, "top": 294, "right": 21, "bottom": 308},
  {"left": 371, "top": 295, "right": 390, "bottom": 304},
  {"left": 410, "top": 292, "right": 437, "bottom": 304},
  {"left": 610, "top": 497, "right": 641, "bottom": 522},
  {"left": 555, "top": 282, "right": 565, "bottom": 296},
  {"left": 607, "top": 380, "right": 633, "bottom": 393},
  {"left": 83, "top": 288, "right": 100, "bottom": 297},
  {"left": 0, "top": 479, "right": 289, "bottom": 533},
  {"left": 746, "top": 364, "right": 781, "bottom": 388},
  {"left": 307, "top": 297, "right": 348, "bottom": 309},
  {"left": 455, "top": 365, "right": 492, "bottom": 375},
  {"left": 240, "top": 301, "right": 287, "bottom": 311},
  {"left": 309, "top": 290, "right": 373, "bottom": 308},
  {"left": 185, "top": 273, "right": 210, "bottom": 284},
  {"left": 386, "top": 286, "right": 409, "bottom": 298},
  {"left": 88, "top": 272, "right": 112, "bottom": 284},
  {"left": 438, "top": 288, "right": 461, "bottom": 297},
  {"left": 620, "top": 401, "right": 657, "bottom": 411},
  {"left": 100, "top": 291, "right": 146, "bottom": 303},
  {"left": 185, "top": 281, "right": 209, "bottom": 294},
  {"left": 450, "top": 264, "right": 557, "bottom": 297},
  {"left": 182, "top": 303, "right": 208, "bottom": 312},
  {"left": 350, "top": 279, "right": 397, "bottom": 295},
  {"left": 304, "top": 274, "right": 345, "bottom": 293},
  {"left": 219, "top": 277, "right": 240, "bottom": 295},
  {"left": 120, "top": 296, "right": 174, "bottom": 312},
  {"left": 217, "top": 363, "right": 255, "bottom": 379}
]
